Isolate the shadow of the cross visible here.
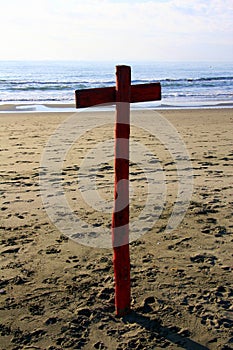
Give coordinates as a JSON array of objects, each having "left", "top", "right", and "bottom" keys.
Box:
[{"left": 122, "top": 311, "right": 209, "bottom": 350}]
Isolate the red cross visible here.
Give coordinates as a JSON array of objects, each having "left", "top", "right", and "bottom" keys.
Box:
[{"left": 75, "top": 65, "right": 161, "bottom": 316}]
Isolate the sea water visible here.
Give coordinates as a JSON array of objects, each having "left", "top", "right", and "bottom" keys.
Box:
[{"left": 0, "top": 60, "right": 232, "bottom": 110}]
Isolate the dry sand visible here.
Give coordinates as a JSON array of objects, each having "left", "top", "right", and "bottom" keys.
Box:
[{"left": 0, "top": 108, "right": 233, "bottom": 350}]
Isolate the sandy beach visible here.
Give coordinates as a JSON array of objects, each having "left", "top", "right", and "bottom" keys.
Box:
[{"left": 0, "top": 108, "right": 232, "bottom": 349}]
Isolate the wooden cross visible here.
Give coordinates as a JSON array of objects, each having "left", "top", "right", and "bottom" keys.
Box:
[{"left": 75, "top": 65, "right": 161, "bottom": 316}]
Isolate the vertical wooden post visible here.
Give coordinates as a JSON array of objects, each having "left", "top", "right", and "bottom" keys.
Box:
[
  {"left": 75, "top": 65, "right": 161, "bottom": 317},
  {"left": 112, "top": 65, "right": 131, "bottom": 316}
]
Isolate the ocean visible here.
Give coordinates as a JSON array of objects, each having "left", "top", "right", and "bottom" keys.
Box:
[{"left": 0, "top": 60, "right": 232, "bottom": 111}]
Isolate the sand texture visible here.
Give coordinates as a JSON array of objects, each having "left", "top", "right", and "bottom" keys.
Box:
[{"left": 0, "top": 109, "right": 233, "bottom": 349}]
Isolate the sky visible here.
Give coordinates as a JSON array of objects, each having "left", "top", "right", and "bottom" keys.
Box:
[{"left": 0, "top": 0, "right": 232, "bottom": 61}]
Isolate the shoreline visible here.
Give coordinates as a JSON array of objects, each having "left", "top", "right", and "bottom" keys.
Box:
[{"left": 0, "top": 100, "right": 233, "bottom": 113}]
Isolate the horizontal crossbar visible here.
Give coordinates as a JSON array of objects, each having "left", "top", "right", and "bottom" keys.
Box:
[{"left": 75, "top": 83, "right": 161, "bottom": 108}]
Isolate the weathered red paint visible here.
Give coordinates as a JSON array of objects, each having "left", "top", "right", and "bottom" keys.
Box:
[
  {"left": 75, "top": 65, "right": 161, "bottom": 316},
  {"left": 75, "top": 83, "right": 161, "bottom": 108},
  {"left": 112, "top": 66, "right": 131, "bottom": 316}
]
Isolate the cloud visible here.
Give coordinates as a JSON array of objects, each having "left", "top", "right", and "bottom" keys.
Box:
[{"left": 0, "top": 0, "right": 232, "bottom": 60}]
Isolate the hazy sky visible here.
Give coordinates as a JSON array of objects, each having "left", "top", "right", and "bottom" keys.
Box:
[{"left": 0, "top": 0, "right": 232, "bottom": 61}]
